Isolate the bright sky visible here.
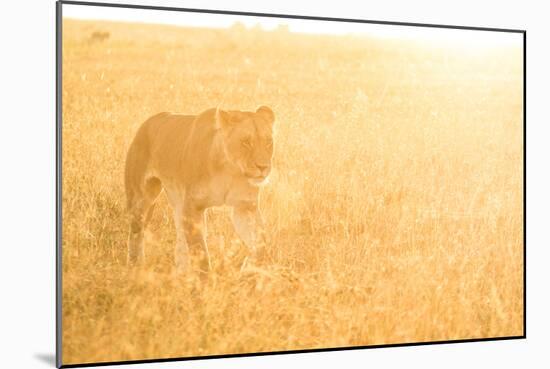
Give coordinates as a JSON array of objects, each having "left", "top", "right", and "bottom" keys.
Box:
[{"left": 63, "top": 3, "right": 522, "bottom": 48}]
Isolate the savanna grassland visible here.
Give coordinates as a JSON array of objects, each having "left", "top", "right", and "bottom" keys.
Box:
[{"left": 61, "top": 18, "right": 523, "bottom": 365}]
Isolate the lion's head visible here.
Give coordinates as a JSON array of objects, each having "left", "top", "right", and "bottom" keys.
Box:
[{"left": 216, "top": 106, "right": 275, "bottom": 185}]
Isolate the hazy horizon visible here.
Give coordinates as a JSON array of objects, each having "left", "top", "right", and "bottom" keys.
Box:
[{"left": 63, "top": 4, "right": 522, "bottom": 48}]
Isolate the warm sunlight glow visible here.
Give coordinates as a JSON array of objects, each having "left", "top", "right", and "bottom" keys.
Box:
[
  {"left": 60, "top": 4, "right": 523, "bottom": 366},
  {"left": 63, "top": 4, "right": 522, "bottom": 49}
]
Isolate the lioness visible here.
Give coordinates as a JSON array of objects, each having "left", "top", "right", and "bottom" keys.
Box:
[{"left": 124, "top": 106, "right": 275, "bottom": 273}]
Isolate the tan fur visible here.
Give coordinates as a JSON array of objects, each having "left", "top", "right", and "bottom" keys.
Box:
[{"left": 124, "top": 106, "right": 275, "bottom": 273}]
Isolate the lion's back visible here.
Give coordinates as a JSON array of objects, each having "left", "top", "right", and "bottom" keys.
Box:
[
  {"left": 125, "top": 112, "right": 196, "bottom": 196},
  {"left": 125, "top": 110, "right": 221, "bottom": 190}
]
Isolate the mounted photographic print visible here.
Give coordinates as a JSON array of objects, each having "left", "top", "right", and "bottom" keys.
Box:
[{"left": 56, "top": 1, "right": 525, "bottom": 367}]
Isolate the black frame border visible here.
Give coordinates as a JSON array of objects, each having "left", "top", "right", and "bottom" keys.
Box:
[
  {"left": 56, "top": 1, "right": 527, "bottom": 367},
  {"left": 56, "top": 1, "right": 63, "bottom": 368}
]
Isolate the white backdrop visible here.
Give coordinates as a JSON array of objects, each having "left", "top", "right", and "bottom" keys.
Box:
[{"left": 0, "top": 0, "right": 548, "bottom": 368}]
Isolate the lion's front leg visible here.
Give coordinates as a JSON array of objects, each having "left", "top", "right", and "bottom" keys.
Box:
[
  {"left": 181, "top": 204, "right": 211, "bottom": 274},
  {"left": 172, "top": 204, "right": 190, "bottom": 274},
  {"left": 232, "top": 202, "right": 267, "bottom": 262}
]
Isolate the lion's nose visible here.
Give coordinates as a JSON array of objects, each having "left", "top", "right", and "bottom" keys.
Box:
[{"left": 256, "top": 164, "right": 269, "bottom": 174}]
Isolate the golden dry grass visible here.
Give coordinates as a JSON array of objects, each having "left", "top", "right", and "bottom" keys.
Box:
[{"left": 61, "top": 18, "right": 523, "bottom": 365}]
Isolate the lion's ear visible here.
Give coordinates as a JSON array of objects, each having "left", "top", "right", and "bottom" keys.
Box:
[
  {"left": 215, "top": 107, "right": 232, "bottom": 130},
  {"left": 256, "top": 106, "right": 275, "bottom": 125}
]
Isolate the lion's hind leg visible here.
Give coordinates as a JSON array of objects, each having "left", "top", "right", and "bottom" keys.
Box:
[{"left": 127, "top": 177, "right": 162, "bottom": 265}]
